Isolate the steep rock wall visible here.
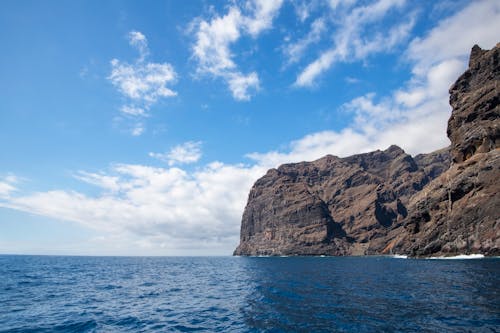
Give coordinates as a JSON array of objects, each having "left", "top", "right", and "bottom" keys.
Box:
[{"left": 234, "top": 43, "right": 499, "bottom": 257}]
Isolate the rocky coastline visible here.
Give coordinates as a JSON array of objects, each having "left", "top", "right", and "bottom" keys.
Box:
[{"left": 234, "top": 43, "right": 499, "bottom": 257}]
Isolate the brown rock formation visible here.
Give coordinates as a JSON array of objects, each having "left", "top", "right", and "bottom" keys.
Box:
[
  {"left": 391, "top": 44, "right": 500, "bottom": 257},
  {"left": 391, "top": 149, "right": 499, "bottom": 256},
  {"left": 234, "top": 146, "right": 450, "bottom": 256},
  {"left": 448, "top": 44, "right": 499, "bottom": 163},
  {"left": 234, "top": 43, "right": 499, "bottom": 257}
]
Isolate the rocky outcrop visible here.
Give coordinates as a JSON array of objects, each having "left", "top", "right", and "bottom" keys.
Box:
[
  {"left": 391, "top": 149, "right": 499, "bottom": 256},
  {"left": 234, "top": 146, "right": 450, "bottom": 256},
  {"left": 234, "top": 43, "right": 499, "bottom": 257},
  {"left": 448, "top": 44, "right": 499, "bottom": 163},
  {"left": 389, "top": 44, "right": 500, "bottom": 257}
]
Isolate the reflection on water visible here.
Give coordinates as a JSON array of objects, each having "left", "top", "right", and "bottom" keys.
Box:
[{"left": 239, "top": 257, "right": 500, "bottom": 332}]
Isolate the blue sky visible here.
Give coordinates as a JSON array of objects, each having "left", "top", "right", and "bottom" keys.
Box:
[{"left": 0, "top": 0, "right": 498, "bottom": 255}]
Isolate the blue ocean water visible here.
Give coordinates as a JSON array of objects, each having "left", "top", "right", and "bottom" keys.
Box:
[{"left": 0, "top": 256, "right": 499, "bottom": 332}]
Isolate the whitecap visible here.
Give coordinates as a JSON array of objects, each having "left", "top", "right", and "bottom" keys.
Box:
[
  {"left": 429, "top": 254, "right": 485, "bottom": 260},
  {"left": 391, "top": 254, "right": 408, "bottom": 259}
]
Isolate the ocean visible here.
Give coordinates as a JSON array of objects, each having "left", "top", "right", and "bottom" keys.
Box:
[{"left": 0, "top": 255, "right": 498, "bottom": 332}]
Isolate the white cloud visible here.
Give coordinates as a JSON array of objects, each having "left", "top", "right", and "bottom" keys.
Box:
[
  {"left": 227, "top": 72, "right": 260, "bottom": 101},
  {"left": 0, "top": 173, "right": 22, "bottom": 199},
  {"left": 131, "top": 123, "right": 145, "bottom": 136},
  {"left": 1, "top": 1, "right": 498, "bottom": 256},
  {"left": 352, "top": 15, "right": 416, "bottom": 59},
  {"left": 109, "top": 60, "right": 177, "bottom": 103},
  {"left": 192, "top": 0, "right": 282, "bottom": 100},
  {"left": 74, "top": 172, "right": 121, "bottom": 192},
  {"left": 345, "top": 76, "right": 360, "bottom": 84},
  {"left": 253, "top": 1, "right": 500, "bottom": 165},
  {"left": 149, "top": 141, "right": 203, "bottom": 166},
  {"left": 295, "top": 0, "right": 412, "bottom": 87},
  {"left": 408, "top": 0, "right": 500, "bottom": 76},
  {"left": 292, "top": 0, "right": 318, "bottom": 22},
  {"left": 295, "top": 49, "right": 337, "bottom": 87},
  {"left": 283, "top": 18, "right": 326, "bottom": 65},
  {"left": 128, "top": 31, "right": 149, "bottom": 62},
  {"left": 249, "top": 59, "right": 466, "bottom": 166},
  {"left": 0, "top": 175, "right": 17, "bottom": 198},
  {"left": 244, "top": 0, "right": 284, "bottom": 37},
  {"left": 329, "top": 0, "right": 358, "bottom": 11},
  {"left": 0, "top": 162, "right": 267, "bottom": 255},
  {"left": 120, "top": 105, "right": 147, "bottom": 117},
  {"left": 109, "top": 31, "right": 177, "bottom": 135}
]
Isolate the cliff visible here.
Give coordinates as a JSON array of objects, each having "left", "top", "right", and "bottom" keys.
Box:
[
  {"left": 234, "top": 43, "right": 499, "bottom": 257},
  {"left": 390, "top": 43, "right": 500, "bottom": 257}
]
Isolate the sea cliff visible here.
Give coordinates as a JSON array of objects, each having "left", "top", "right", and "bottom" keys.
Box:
[{"left": 234, "top": 43, "right": 499, "bottom": 257}]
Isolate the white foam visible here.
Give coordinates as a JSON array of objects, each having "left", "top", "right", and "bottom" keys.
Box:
[
  {"left": 391, "top": 254, "right": 408, "bottom": 259},
  {"left": 429, "top": 254, "right": 485, "bottom": 260}
]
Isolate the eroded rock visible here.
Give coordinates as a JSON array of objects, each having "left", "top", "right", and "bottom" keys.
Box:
[{"left": 234, "top": 43, "right": 499, "bottom": 257}]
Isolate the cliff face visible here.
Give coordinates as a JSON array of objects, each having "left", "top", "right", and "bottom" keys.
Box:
[
  {"left": 234, "top": 146, "right": 449, "bottom": 256},
  {"left": 391, "top": 44, "right": 500, "bottom": 257},
  {"left": 447, "top": 44, "right": 499, "bottom": 164},
  {"left": 234, "top": 43, "right": 499, "bottom": 257}
]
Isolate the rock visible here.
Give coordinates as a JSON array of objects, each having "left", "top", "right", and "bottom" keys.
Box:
[
  {"left": 414, "top": 147, "right": 451, "bottom": 179},
  {"left": 234, "top": 146, "right": 449, "bottom": 256},
  {"left": 393, "top": 150, "right": 500, "bottom": 257},
  {"left": 234, "top": 43, "right": 499, "bottom": 257},
  {"left": 391, "top": 44, "right": 500, "bottom": 257},
  {"left": 447, "top": 43, "right": 499, "bottom": 163}
]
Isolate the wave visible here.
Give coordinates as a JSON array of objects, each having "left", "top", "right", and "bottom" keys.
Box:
[
  {"left": 391, "top": 254, "right": 408, "bottom": 259},
  {"left": 428, "top": 254, "right": 485, "bottom": 260}
]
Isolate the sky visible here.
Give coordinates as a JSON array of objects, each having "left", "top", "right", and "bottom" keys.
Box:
[{"left": 0, "top": 0, "right": 499, "bottom": 256}]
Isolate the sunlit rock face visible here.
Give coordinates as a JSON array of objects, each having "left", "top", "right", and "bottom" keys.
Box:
[
  {"left": 234, "top": 43, "right": 499, "bottom": 257},
  {"left": 395, "top": 44, "right": 500, "bottom": 257},
  {"left": 448, "top": 43, "right": 500, "bottom": 163}
]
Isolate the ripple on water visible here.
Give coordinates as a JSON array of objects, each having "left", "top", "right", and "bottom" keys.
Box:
[{"left": 0, "top": 256, "right": 498, "bottom": 332}]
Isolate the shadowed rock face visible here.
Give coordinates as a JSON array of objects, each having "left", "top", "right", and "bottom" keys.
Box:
[
  {"left": 391, "top": 149, "right": 499, "bottom": 257},
  {"left": 391, "top": 44, "right": 500, "bottom": 257},
  {"left": 234, "top": 146, "right": 450, "bottom": 256},
  {"left": 234, "top": 43, "right": 499, "bottom": 257}
]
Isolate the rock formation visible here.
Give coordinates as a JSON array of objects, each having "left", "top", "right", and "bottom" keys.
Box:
[
  {"left": 391, "top": 44, "right": 500, "bottom": 257},
  {"left": 234, "top": 43, "right": 499, "bottom": 257}
]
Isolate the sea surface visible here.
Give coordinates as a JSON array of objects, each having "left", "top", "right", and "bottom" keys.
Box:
[{"left": 0, "top": 255, "right": 499, "bottom": 332}]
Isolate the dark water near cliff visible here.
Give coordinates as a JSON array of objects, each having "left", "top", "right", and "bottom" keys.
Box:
[{"left": 0, "top": 256, "right": 499, "bottom": 332}]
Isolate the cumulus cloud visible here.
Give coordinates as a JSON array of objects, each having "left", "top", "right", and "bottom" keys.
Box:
[
  {"left": 109, "top": 31, "right": 177, "bottom": 135},
  {"left": 192, "top": 0, "right": 283, "bottom": 100},
  {"left": 149, "top": 141, "right": 203, "bottom": 166},
  {"left": 295, "top": 0, "right": 413, "bottom": 87},
  {"left": 109, "top": 61, "right": 177, "bottom": 102}
]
